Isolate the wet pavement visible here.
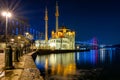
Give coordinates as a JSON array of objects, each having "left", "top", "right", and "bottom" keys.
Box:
[{"left": 0, "top": 52, "right": 43, "bottom": 80}]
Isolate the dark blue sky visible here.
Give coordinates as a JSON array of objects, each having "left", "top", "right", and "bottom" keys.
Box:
[{"left": 17, "top": 0, "right": 120, "bottom": 45}]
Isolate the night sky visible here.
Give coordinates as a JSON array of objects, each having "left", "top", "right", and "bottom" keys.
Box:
[{"left": 2, "top": 0, "right": 120, "bottom": 45}]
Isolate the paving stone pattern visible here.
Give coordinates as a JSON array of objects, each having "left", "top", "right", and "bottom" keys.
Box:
[
  {"left": 19, "top": 55, "right": 43, "bottom": 80},
  {"left": 0, "top": 52, "right": 43, "bottom": 80}
]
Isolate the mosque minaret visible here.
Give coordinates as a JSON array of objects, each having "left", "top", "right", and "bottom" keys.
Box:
[
  {"left": 35, "top": 2, "right": 75, "bottom": 50},
  {"left": 44, "top": 7, "right": 48, "bottom": 41},
  {"left": 55, "top": 2, "right": 59, "bottom": 32}
]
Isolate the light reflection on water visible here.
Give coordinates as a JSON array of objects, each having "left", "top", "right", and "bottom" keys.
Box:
[
  {"left": 35, "top": 53, "right": 76, "bottom": 76},
  {"left": 35, "top": 48, "right": 119, "bottom": 80}
]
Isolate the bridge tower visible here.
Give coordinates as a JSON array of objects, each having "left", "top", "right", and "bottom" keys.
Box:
[{"left": 92, "top": 37, "right": 98, "bottom": 49}]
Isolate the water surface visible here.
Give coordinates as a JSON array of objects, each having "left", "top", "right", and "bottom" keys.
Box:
[{"left": 35, "top": 48, "right": 120, "bottom": 80}]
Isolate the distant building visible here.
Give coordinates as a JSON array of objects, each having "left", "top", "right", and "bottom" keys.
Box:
[
  {"left": 35, "top": 40, "right": 47, "bottom": 49},
  {"left": 49, "top": 26, "right": 75, "bottom": 50},
  {"left": 35, "top": 2, "right": 75, "bottom": 50}
]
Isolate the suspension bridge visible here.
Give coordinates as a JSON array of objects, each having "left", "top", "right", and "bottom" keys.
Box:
[{"left": 75, "top": 37, "right": 99, "bottom": 50}]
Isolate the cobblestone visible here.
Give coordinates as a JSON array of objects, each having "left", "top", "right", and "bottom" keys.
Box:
[
  {"left": 19, "top": 68, "right": 43, "bottom": 80},
  {"left": 0, "top": 52, "right": 43, "bottom": 80},
  {"left": 0, "top": 54, "right": 5, "bottom": 69}
]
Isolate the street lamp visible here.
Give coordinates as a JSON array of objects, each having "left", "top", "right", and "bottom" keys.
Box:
[
  {"left": 1, "top": 11, "right": 12, "bottom": 45},
  {"left": 1, "top": 11, "right": 12, "bottom": 69},
  {"left": 18, "top": 36, "right": 21, "bottom": 46},
  {"left": 25, "top": 32, "right": 29, "bottom": 35},
  {"left": 10, "top": 38, "right": 14, "bottom": 43}
]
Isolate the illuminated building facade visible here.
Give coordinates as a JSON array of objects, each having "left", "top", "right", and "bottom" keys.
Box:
[
  {"left": 35, "top": 2, "right": 75, "bottom": 50},
  {"left": 48, "top": 2, "right": 75, "bottom": 50},
  {"left": 49, "top": 26, "right": 75, "bottom": 50}
]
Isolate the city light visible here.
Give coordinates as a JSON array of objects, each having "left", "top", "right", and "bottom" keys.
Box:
[
  {"left": 25, "top": 32, "right": 29, "bottom": 35},
  {"left": 18, "top": 36, "right": 21, "bottom": 39},
  {"left": 2, "top": 11, "right": 12, "bottom": 17},
  {"left": 50, "top": 43, "right": 56, "bottom": 47},
  {"left": 11, "top": 38, "right": 15, "bottom": 42}
]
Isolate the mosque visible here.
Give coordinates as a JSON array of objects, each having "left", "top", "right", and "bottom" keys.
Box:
[{"left": 35, "top": 2, "right": 75, "bottom": 50}]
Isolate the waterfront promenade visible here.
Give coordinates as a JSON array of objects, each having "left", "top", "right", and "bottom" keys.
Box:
[{"left": 0, "top": 51, "right": 43, "bottom": 80}]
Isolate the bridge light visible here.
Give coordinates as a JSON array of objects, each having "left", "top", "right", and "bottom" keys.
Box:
[{"left": 77, "top": 46, "right": 79, "bottom": 49}]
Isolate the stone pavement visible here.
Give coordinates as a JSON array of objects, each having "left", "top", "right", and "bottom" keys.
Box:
[
  {"left": 0, "top": 54, "right": 5, "bottom": 79},
  {"left": 0, "top": 52, "right": 43, "bottom": 80}
]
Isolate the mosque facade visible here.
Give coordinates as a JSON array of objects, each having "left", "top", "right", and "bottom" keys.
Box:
[{"left": 35, "top": 2, "right": 75, "bottom": 50}]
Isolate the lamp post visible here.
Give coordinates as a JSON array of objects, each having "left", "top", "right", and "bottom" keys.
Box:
[
  {"left": 18, "top": 36, "right": 21, "bottom": 45},
  {"left": 1, "top": 11, "right": 12, "bottom": 69},
  {"left": 2, "top": 11, "right": 12, "bottom": 45},
  {"left": 10, "top": 38, "right": 14, "bottom": 45},
  {"left": 25, "top": 32, "right": 29, "bottom": 53},
  {"left": 25, "top": 32, "right": 33, "bottom": 52}
]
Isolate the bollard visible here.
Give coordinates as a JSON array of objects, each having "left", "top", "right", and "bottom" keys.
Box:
[
  {"left": 19, "top": 47, "right": 22, "bottom": 57},
  {"left": 25, "top": 47, "right": 27, "bottom": 54},
  {"left": 20, "top": 47, "right": 23, "bottom": 56},
  {"left": 14, "top": 47, "right": 19, "bottom": 62},
  {"left": 5, "top": 45, "right": 14, "bottom": 69},
  {"left": 17, "top": 47, "right": 20, "bottom": 58}
]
